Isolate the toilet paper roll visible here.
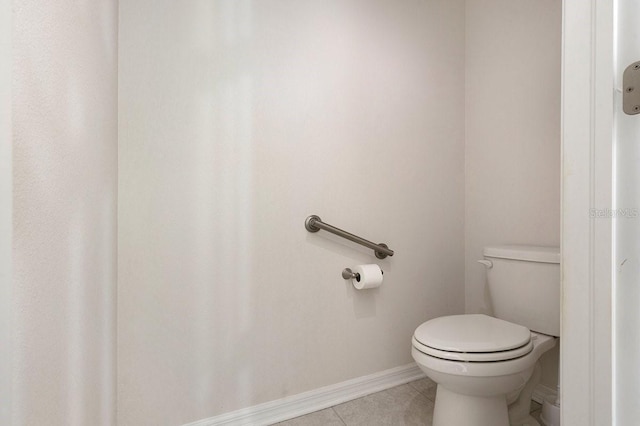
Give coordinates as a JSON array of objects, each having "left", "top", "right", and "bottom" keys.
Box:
[{"left": 352, "top": 264, "right": 383, "bottom": 290}]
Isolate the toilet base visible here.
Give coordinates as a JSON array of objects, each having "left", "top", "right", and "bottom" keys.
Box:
[{"left": 433, "top": 385, "right": 509, "bottom": 426}]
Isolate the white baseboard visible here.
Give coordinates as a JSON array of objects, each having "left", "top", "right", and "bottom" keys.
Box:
[
  {"left": 183, "top": 363, "right": 426, "bottom": 426},
  {"left": 532, "top": 383, "right": 558, "bottom": 405}
]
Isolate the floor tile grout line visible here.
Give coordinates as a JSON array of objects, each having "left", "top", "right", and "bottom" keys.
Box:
[
  {"left": 413, "top": 387, "right": 435, "bottom": 406},
  {"left": 406, "top": 379, "right": 436, "bottom": 403},
  {"left": 406, "top": 380, "right": 422, "bottom": 395},
  {"left": 330, "top": 406, "right": 348, "bottom": 426}
]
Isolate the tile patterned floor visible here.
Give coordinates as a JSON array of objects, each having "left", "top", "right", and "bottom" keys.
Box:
[{"left": 274, "top": 377, "right": 543, "bottom": 426}]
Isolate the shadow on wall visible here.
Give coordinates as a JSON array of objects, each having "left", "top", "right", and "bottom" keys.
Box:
[
  {"left": 190, "top": 0, "right": 256, "bottom": 415},
  {"left": 13, "top": 0, "right": 118, "bottom": 424}
]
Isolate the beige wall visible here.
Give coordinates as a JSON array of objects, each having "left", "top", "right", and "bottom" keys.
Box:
[
  {"left": 465, "top": 0, "right": 562, "bottom": 389},
  {"left": 12, "top": 1, "right": 118, "bottom": 424},
  {"left": 117, "top": 1, "right": 465, "bottom": 424},
  {"left": 0, "top": 0, "right": 11, "bottom": 423}
]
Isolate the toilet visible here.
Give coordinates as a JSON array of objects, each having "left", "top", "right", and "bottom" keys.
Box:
[{"left": 411, "top": 245, "right": 560, "bottom": 426}]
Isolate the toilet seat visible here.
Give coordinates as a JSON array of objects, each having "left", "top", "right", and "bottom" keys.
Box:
[
  {"left": 412, "top": 314, "right": 533, "bottom": 362},
  {"left": 412, "top": 337, "right": 533, "bottom": 362},
  {"left": 412, "top": 331, "right": 556, "bottom": 378}
]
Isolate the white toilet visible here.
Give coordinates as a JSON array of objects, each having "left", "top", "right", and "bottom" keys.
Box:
[{"left": 411, "top": 245, "right": 560, "bottom": 426}]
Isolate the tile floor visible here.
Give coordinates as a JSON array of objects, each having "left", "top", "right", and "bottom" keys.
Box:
[{"left": 273, "top": 377, "right": 544, "bottom": 426}]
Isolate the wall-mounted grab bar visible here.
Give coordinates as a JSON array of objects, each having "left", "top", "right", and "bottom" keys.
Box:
[{"left": 304, "top": 215, "right": 394, "bottom": 259}]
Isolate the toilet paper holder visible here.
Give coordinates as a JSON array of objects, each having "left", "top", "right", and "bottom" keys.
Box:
[{"left": 342, "top": 267, "right": 383, "bottom": 282}]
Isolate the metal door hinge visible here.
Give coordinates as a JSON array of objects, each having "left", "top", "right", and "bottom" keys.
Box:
[{"left": 623, "top": 61, "right": 640, "bottom": 115}]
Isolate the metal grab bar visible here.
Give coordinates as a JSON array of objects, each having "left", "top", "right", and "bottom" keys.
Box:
[{"left": 304, "top": 215, "right": 394, "bottom": 259}]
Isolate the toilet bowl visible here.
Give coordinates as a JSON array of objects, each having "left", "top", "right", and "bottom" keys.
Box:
[
  {"left": 412, "top": 314, "right": 557, "bottom": 426},
  {"left": 411, "top": 246, "right": 561, "bottom": 426}
]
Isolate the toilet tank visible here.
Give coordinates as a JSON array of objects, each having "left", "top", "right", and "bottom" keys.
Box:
[{"left": 483, "top": 245, "right": 560, "bottom": 337}]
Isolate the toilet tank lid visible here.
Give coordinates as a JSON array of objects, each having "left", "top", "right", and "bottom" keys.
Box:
[{"left": 483, "top": 245, "right": 560, "bottom": 264}]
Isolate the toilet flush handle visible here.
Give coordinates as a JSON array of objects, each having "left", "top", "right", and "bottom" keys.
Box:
[{"left": 477, "top": 260, "right": 493, "bottom": 268}]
